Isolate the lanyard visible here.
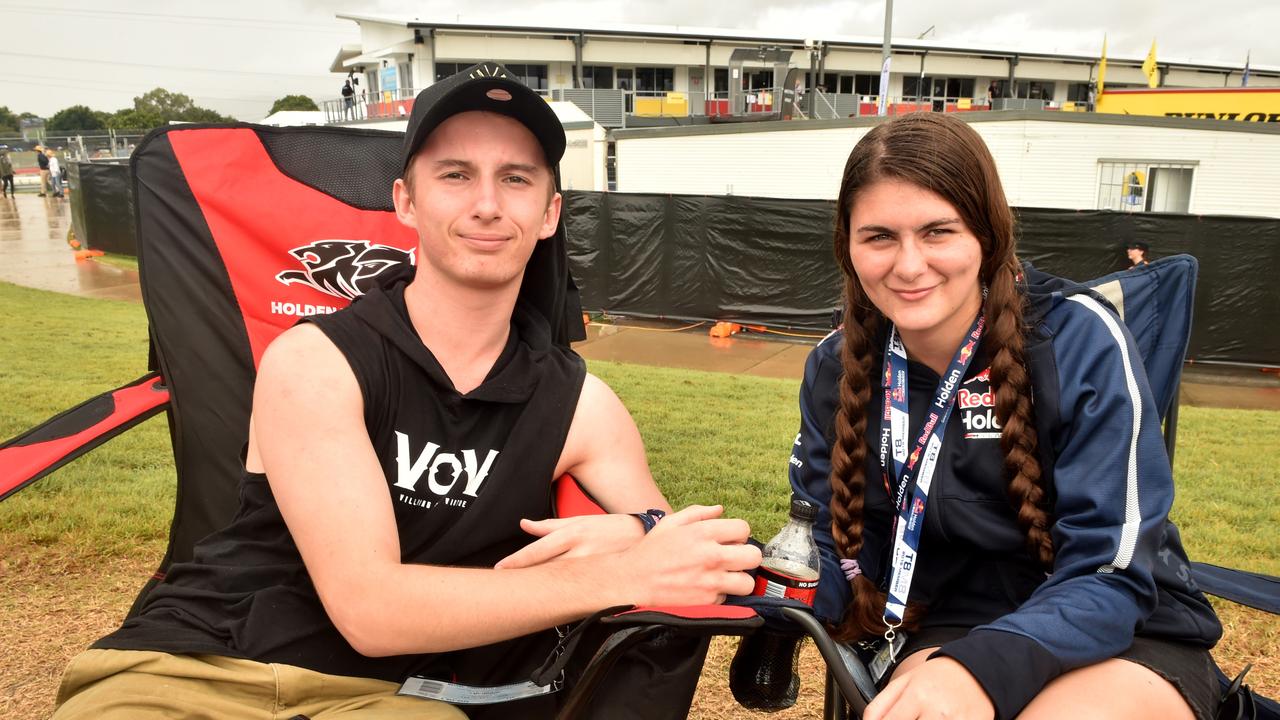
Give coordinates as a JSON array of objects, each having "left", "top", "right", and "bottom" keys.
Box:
[{"left": 879, "top": 312, "right": 985, "bottom": 634}]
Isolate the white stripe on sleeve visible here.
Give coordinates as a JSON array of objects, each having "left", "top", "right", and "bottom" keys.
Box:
[{"left": 1066, "top": 295, "right": 1142, "bottom": 573}]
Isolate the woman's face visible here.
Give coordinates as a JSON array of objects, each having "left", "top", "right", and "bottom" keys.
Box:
[{"left": 848, "top": 178, "right": 984, "bottom": 344}]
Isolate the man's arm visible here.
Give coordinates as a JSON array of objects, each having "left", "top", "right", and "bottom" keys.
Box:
[
  {"left": 252, "top": 325, "right": 758, "bottom": 658},
  {"left": 495, "top": 372, "right": 696, "bottom": 568}
]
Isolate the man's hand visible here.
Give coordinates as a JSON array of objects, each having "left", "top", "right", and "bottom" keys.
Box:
[
  {"left": 495, "top": 514, "right": 646, "bottom": 569},
  {"left": 863, "top": 657, "right": 995, "bottom": 720},
  {"left": 615, "top": 504, "right": 761, "bottom": 607}
]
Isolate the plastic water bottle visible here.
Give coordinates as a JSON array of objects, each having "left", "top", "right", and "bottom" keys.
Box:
[{"left": 729, "top": 496, "right": 820, "bottom": 710}]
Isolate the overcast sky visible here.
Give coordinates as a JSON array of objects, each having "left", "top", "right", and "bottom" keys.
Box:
[{"left": 2, "top": 0, "right": 1274, "bottom": 122}]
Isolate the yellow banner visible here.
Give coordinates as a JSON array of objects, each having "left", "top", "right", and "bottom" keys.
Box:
[
  {"left": 1142, "top": 40, "right": 1159, "bottom": 88},
  {"left": 1097, "top": 88, "right": 1280, "bottom": 122}
]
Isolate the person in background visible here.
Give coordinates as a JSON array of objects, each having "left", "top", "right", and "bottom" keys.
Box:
[
  {"left": 342, "top": 78, "right": 355, "bottom": 119},
  {"left": 46, "top": 149, "right": 63, "bottom": 198},
  {"left": 789, "top": 113, "right": 1221, "bottom": 720},
  {"left": 35, "top": 143, "right": 50, "bottom": 196},
  {"left": 1127, "top": 241, "right": 1151, "bottom": 268},
  {"left": 0, "top": 146, "right": 14, "bottom": 197}
]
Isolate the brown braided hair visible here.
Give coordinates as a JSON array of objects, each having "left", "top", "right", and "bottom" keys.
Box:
[{"left": 828, "top": 113, "right": 1051, "bottom": 643}]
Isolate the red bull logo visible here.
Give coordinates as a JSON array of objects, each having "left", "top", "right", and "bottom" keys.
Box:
[
  {"left": 958, "top": 388, "right": 995, "bottom": 409},
  {"left": 907, "top": 447, "right": 921, "bottom": 468},
  {"left": 891, "top": 387, "right": 905, "bottom": 403},
  {"left": 884, "top": 366, "right": 893, "bottom": 386},
  {"left": 966, "top": 366, "right": 991, "bottom": 385},
  {"left": 912, "top": 497, "right": 925, "bottom": 516},
  {"left": 959, "top": 341, "right": 975, "bottom": 363}
]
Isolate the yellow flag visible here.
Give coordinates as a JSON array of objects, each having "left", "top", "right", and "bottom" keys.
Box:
[
  {"left": 1142, "top": 39, "right": 1159, "bottom": 88},
  {"left": 1098, "top": 35, "right": 1108, "bottom": 96}
]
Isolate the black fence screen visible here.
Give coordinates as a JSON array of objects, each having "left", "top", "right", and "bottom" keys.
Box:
[
  {"left": 563, "top": 192, "right": 1279, "bottom": 367},
  {"left": 70, "top": 176, "right": 1278, "bottom": 366}
]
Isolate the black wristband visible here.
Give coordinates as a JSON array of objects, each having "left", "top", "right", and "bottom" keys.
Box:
[{"left": 630, "top": 508, "right": 667, "bottom": 533}]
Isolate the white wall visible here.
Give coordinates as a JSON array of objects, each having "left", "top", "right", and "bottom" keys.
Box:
[
  {"left": 615, "top": 117, "right": 1280, "bottom": 217},
  {"left": 337, "top": 102, "right": 603, "bottom": 191},
  {"left": 436, "top": 34, "right": 575, "bottom": 63}
]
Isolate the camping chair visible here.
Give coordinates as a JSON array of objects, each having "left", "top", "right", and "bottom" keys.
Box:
[
  {"left": 0, "top": 123, "right": 763, "bottom": 719},
  {"left": 798, "top": 255, "right": 1280, "bottom": 720}
]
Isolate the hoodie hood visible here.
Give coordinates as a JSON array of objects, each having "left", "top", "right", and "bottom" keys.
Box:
[{"left": 1020, "top": 261, "right": 1115, "bottom": 328}]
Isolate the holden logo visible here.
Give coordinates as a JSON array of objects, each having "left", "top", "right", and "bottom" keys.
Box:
[{"left": 275, "top": 239, "right": 415, "bottom": 301}]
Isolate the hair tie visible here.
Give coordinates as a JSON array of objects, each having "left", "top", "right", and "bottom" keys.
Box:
[{"left": 840, "top": 558, "right": 862, "bottom": 581}]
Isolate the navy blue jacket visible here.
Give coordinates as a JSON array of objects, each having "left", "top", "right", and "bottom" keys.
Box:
[{"left": 790, "top": 267, "right": 1221, "bottom": 719}]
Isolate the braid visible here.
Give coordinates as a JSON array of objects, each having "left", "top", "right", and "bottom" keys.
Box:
[
  {"left": 986, "top": 262, "right": 1054, "bottom": 568},
  {"left": 828, "top": 282, "right": 927, "bottom": 642}
]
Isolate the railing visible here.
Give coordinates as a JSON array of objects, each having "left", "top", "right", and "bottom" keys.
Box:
[
  {"left": 319, "top": 85, "right": 1060, "bottom": 129},
  {"left": 322, "top": 87, "right": 419, "bottom": 124},
  {"left": 0, "top": 132, "right": 148, "bottom": 162}
]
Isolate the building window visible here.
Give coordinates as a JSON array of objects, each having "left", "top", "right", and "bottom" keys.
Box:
[
  {"left": 581, "top": 65, "right": 613, "bottom": 89},
  {"left": 989, "top": 79, "right": 1055, "bottom": 100},
  {"left": 808, "top": 73, "right": 878, "bottom": 95},
  {"left": 903, "top": 76, "right": 975, "bottom": 101},
  {"left": 398, "top": 62, "right": 414, "bottom": 92},
  {"left": 435, "top": 62, "right": 464, "bottom": 82},
  {"left": 714, "top": 68, "right": 729, "bottom": 94},
  {"left": 434, "top": 62, "right": 546, "bottom": 90},
  {"left": 635, "top": 67, "right": 674, "bottom": 93},
  {"left": 503, "top": 63, "right": 548, "bottom": 90},
  {"left": 744, "top": 70, "right": 773, "bottom": 90},
  {"left": 1097, "top": 160, "right": 1196, "bottom": 213},
  {"left": 1067, "top": 82, "right": 1091, "bottom": 102},
  {"left": 1018, "top": 80, "right": 1055, "bottom": 99},
  {"left": 606, "top": 140, "right": 617, "bottom": 192}
]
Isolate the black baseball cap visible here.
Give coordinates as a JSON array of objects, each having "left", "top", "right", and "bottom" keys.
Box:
[
  {"left": 400, "top": 61, "right": 566, "bottom": 174},
  {"left": 1127, "top": 241, "right": 1150, "bottom": 251}
]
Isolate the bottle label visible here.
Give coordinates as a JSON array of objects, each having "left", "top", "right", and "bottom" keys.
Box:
[{"left": 752, "top": 564, "right": 818, "bottom": 606}]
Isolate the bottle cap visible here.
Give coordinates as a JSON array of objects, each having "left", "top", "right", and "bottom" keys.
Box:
[{"left": 789, "top": 496, "right": 818, "bottom": 522}]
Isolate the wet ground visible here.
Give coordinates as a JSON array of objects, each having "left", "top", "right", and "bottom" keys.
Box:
[
  {"left": 3, "top": 192, "right": 1277, "bottom": 410},
  {"left": 0, "top": 194, "right": 141, "bottom": 302}
]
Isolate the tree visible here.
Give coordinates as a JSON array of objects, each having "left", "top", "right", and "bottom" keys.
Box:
[
  {"left": 0, "top": 106, "right": 18, "bottom": 134},
  {"left": 47, "top": 105, "right": 106, "bottom": 133},
  {"left": 107, "top": 108, "right": 163, "bottom": 131},
  {"left": 106, "top": 88, "right": 235, "bottom": 131},
  {"left": 269, "top": 94, "right": 319, "bottom": 114},
  {"left": 133, "top": 87, "right": 200, "bottom": 119}
]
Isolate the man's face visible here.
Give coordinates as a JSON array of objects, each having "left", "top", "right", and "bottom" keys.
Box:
[
  {"left": 1127, "top": 246, "right": 1145, "bottom": 263},
  {"left": 392, "top": 111, "right": 561, "bottom": 294}
]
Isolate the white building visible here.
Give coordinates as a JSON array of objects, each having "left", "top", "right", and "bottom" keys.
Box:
[
  {"left": 612, "top": 112, "right": 1280, "bottom": 217},
  {"left": 327, "top": 14, "right": 1278, "bottom": 128},
  {"left": 326, "top": 15, "right": 1280, "bottom": 216}
]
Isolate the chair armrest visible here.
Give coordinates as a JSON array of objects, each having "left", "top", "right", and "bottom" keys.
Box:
[{"left": 1, "top": 372, "right": 169, "bottom": 501}]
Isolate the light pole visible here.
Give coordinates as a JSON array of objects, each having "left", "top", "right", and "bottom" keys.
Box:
[{"left": 878, "top": 0, "right": 893, "bottom": 116}]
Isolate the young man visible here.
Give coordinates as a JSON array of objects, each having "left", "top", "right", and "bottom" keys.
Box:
[{"left": 53, "top": 63, "right": 760, "bottom": 720}]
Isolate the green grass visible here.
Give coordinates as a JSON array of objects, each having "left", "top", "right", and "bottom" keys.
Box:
[
  {"left": 2, "top": 278, "right": 1278, "bottom": 569},
  {"left": 93, "top": 253, "right": 139, "bottom": 272},
  {"left": 0, "top": 282, "right": 173, "bottom": 556},
  {"left": 2, "top": 279, "right": 1278, "bottom": 715}
]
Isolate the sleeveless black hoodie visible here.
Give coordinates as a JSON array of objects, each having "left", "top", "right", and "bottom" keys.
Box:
[{"left": 97, "top": 279, "right": 586, "bottom": 714}]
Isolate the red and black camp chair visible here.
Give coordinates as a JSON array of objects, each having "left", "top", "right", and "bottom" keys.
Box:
[{"left": 0, "top": 123, "right": 764, "bottom": 718}]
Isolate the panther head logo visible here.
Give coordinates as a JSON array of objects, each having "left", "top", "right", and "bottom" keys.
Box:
[{"left": 275, "top": 240, "right": 415, "bottom": 301}]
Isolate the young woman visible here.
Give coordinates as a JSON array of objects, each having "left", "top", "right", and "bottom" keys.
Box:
[{"left": 789, "top": 113, "right": 1222, "bottom": 720}]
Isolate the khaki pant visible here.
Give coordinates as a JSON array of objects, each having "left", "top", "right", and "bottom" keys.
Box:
[
  {"left": 53, "top": 649, "right": 466, "bottom": 720},
  {"left": 39, "top": 169, "right": 50, "bottom": 194}
]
